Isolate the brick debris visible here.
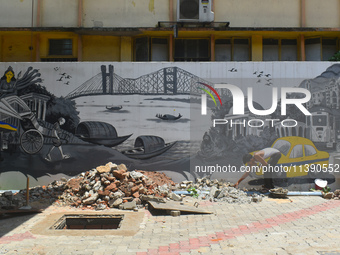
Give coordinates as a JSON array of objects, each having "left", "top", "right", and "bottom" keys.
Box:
[{"left": 0, "top": 161, "right": 304, "bottom": 212}]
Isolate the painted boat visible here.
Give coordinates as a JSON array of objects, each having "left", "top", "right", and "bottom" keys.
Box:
[
  {"left": 121, "top": 135, "right": 177, "bottom": 159},
  {"left": 156, "top": 113, "right": 182, "bottom": 120},
  {"left": 76, "top": 134, "right": 132, "bottom": 147},
  {"left": 106, "top": 105, "right": 122, "bottom": 111},
  {"left": 75, "top": 121, "right": 131, "bottom": 147}
]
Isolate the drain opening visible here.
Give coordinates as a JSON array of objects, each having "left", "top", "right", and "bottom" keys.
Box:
[{"left": 51, "top": 214, "right": 124, "bottom": 230}]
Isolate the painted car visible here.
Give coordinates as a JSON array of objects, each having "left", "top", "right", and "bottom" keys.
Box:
[{"left": 252, "top": 136, "right": 330, "bottom": 178}]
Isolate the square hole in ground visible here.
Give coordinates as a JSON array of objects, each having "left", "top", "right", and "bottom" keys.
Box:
[
  {"left": 32, "top": 211, "right": 144, "bottom": 236},
  {"left": 50, "top": 214, "right": 124, "bottom": 230}
]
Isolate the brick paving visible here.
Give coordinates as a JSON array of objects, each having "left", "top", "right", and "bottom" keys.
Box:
[{"left": 1, "top": 196, "right": 340, "bottom": 255}]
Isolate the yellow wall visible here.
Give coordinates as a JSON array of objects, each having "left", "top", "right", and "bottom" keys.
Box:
[
  {"left": 1, "top": 34, "right": 35, "bottom": 62},
  {"left": 82, "top": 36, "right": 120, "bottom": 61},
  {"left": 120, "top": 37, "right": 132, "bottom": 62},
  {"left": 0, "top": 2, "right": 338, "bottom": 62},
  {"left": 252, "top": 35, "right": 262, "bottom": 61},
  {"left": 0, "top": 29, "right": 339, "bottom": 62}
]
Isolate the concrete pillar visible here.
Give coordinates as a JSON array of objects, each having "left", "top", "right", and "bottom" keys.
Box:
[
  {"left": 0, "top": 36, "right": 3, "bottom": 62},
  {"left": 169, "top": 34, "right": 174, "bottom": 61},
  {"left": 120, "top": 36, "right": 132, "bottom": 61},
  {"left": 35, "top": 34, "right": 40, "bottom": 61},
  {"left": 78, "top": 0, "right": 83, "bottom": 27},
  {"left": 36, "top": 0, "right": 42, "bottom": 27},
  {"left": 169, "top": 0, "right": 173, "bottom": 22},
  {"left": 211, "top": 34, "right": 215, "bottom": 61},
  {"left": 300, "top": 0, "right": 306, "bottom": 27},
  {"left": 251, "top": 35, "right": 262, "bottom": 61},
  {"left": 298, "top": 34, "right": 305, "bottom": 61},
  {"left": 78, "top": 35, "right": 83, "bottom": 61}
]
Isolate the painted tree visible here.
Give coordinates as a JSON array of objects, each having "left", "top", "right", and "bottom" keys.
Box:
[
  {"left": 329, "top": 51, "right": 340, "bottom": 61},
  {"left": 45, "top": 97, "right": 80, "bottom": 133}
]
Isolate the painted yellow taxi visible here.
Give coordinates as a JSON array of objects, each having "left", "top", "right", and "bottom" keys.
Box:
[{"left": 254, "top": 136, "right": 329, "bottom": 178}]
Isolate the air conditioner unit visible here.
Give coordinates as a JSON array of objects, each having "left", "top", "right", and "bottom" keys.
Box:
[{"left": 177, "top": 0, "right": 214, "bottom": 22}]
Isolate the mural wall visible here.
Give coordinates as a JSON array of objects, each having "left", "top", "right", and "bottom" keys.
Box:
[{"left": 0, "top": 62, "right": 339, "bottom": 191}]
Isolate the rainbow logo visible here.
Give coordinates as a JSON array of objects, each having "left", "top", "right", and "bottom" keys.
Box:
[{"left": 197, "top": 82, "right": 222, "bottom": 115}]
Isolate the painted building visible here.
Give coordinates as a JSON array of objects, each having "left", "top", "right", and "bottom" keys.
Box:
[{"left": 0, "top": 0, "right": 339, "bottom": 62}]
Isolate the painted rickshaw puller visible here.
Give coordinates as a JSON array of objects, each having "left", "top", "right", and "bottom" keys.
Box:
[{"left": 45, "top": 117, "right": 70, "bottom": 161}]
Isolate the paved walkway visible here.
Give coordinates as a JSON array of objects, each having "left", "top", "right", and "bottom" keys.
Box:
[{"left": 1, "top": 196, "right": 340, "bottom": 255}]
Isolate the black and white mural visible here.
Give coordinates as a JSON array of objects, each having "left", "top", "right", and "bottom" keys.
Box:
[{"left": 0, "top": 62, "right": 339, "bottom": 191}]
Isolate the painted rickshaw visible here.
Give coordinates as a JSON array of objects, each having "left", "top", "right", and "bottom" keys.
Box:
[{"left": 0, "top": 95, "right": 46, "bottom": 154}]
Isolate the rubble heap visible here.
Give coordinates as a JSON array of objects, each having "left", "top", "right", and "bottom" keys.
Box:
[
  {"left": 58, "top": 162, "right": 175, "bottom": 210},
  {"left": 177, "top": 177, "right": 263, "bottom": 204},
  {"left": 0, "top": 162, "right": 175, "bottom": 211},
  {"left": 0, "top": 164, "right": 265, "bottom": 211},
  {"left": 0, "top": 190, "right": 28, "bottom": 209},
  {"left": 322, "top": 189, "right": 340, "bottom": 200}
]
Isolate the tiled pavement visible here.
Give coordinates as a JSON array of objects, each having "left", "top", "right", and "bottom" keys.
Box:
[{"left": 1, "top": 196, "right": 340, "bottom": 255}]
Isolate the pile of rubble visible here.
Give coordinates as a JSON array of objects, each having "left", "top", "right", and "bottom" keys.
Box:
[
  {"left": 322, "top": 189, "right": 340, "bottom": 199},
  {"left": 0, "top": 163, "right": 264, "bottom": 212},
  {"left": 176, "top": 177, "right": 263, "bottom": 204},
  {"left": 55, "top": 162, "right": 176, "bottom": 210},
  {"left": 0, "top": 162, "right": 176, "bottom": 211},
  {"left": 0, "top": 191, "right": 28, "bottom": 209}
]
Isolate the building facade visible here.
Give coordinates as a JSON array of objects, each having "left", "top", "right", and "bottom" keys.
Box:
[{"left": 0, "top": 0, "right": 339, "bottom": 62}]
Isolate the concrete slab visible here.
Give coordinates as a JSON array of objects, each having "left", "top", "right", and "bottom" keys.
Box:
[{"left": 148, "top": 200, "right": 213, "bottom": 214}]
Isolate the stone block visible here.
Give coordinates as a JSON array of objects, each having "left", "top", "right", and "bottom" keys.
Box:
[
  {"left": 170, "top": 210, "right": 181, "bottom": 217},
  {"left": 123, "top": 200, "right": 137, "bottom": 210},
  {"left": 170, "top": 192, "right": 182, "bottom": 201},
  {"left": 109, "top": 198, "right": 123, "bottom": 208}
]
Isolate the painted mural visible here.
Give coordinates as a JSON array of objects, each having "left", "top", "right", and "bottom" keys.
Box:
[{"left": 0, "top": 62, "right": 339, "bottom": 191}]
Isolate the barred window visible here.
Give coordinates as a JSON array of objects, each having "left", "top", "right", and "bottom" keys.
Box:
[{"left": 49, "top": 39, "right": 73, "bottom": 55}]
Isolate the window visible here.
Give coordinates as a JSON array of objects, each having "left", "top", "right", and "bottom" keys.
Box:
[
  {"left": 305, "top": 38, "right": 338, "bottom": 61},
  {"left": 49, "top": 39, "right": 73, "bottom": 55},
  {"left": 263, "top": 39, "right": 297, "bottom": 61},
  {"left": 174, "top": 39, "right": 209, "bottom": 61},
  {"left": 289, "top": 144, "right": 303, "bottom": 158},
  {"left": 281, "top": 39, "right": 297, "bottom": 61},
  {"left": 151, "top": 38, "right": 169, "bottom": 61},
  {"left": 312, "top": 115, "right": 327, "bottom": 126},
  {"left": 322, "top": 39, "right": 337, "bottom": 61},
  {"left": 272, "top": 140, "right": 291, "bottom": 156},
  {"left": 304, "top": 145, "right": 317, "bottom": 156},
  {"left": 263, "top": 39, "right": 279, "bottom": 61},
  {"left": 306, "top": 38, "right": 321, "bottom": 61},
  {"left": 134, "top": 37, "right": 169, "bottom": 61},
  {"left": 41, "top": 58, "right": 77, "bottom": 62},
  {"left": 233, "top": 39, "right": 250, "bottom": 61},
  {"left": 214, "top": 38, "right": 249, "bottom": 61},
  {"left": 135, "top": 37, "right": 149, "bottom": 61},
  {"left": 215, "top": 39, "right": 231, "bottom": 61}
]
